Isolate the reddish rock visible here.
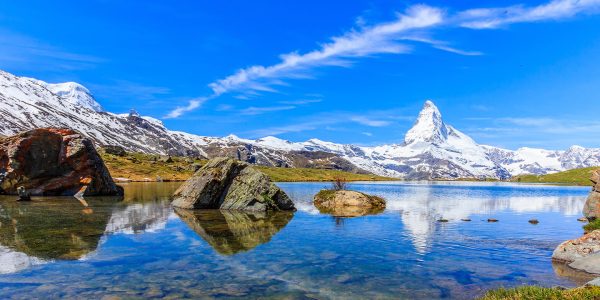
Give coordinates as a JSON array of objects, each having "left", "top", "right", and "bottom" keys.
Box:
[
  {"left": 0, "top": 128, "right": 123, "bottom": 196},
  {"left": 584, "top": 170, "right": 600, "bottom": 220}
]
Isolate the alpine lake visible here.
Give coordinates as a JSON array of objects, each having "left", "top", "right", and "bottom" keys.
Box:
[{"left": 0, "top": 181, "right": 593, "bottom": 299}]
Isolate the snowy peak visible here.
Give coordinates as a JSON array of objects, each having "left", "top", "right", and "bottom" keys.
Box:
[
  {"left": 23, "top": 76, "right": 104, "bottom": 112},
  {"left": 404, "top": 100, "right": 448, "bottom": 145}
]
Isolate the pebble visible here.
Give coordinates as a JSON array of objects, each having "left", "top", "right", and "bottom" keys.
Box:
[
  {"left": 578, "top": 217, "right": 589, "bottom": 222},
  {"left": 437, "top": 219, "right": 449, "bottom": 223},
  {"left": 529, "top": 219, "right": 540, "bottom": 224},
  {"left": 461, "top": 218, "right": 472, "bottom": 222},
  {"left": 487, "top": 218, "right": 499, "bottom": 222}
]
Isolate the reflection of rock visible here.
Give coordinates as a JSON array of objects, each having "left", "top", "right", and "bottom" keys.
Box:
[
  {"left": 0, "top": 128, "right": 123, "bottom": 196},
  {"left": 174, "top": 208, "right": 293, "bottom": 255},
  {"left": 553, "top": 230, "right": 600, "bottom": 274},
  {"left": 172, "top": 157, "right": 295, "bottom": 211},
  {"left": 584, "top": 170, "right": 600, "bottom": 220},
  {"left": 313, "top": 190, "right": 385, "bottom": 217},
  {"left": 0, "top": 197, "right": 118, "bottom": 260},
  {"left": 552, "top": 261, "right": 597, "bottom": 286}
]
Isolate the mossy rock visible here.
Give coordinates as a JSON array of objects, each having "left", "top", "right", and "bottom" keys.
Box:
[{"left": 313, "top": 189, "right": 385, "bottom": 217}]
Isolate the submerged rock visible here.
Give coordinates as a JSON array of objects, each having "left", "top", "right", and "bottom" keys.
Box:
[
  {"left": 174, "top": 208, "right": 293, "bottom": 255},
  {"left": 568, "top": 253, "right": 600, "bottom": 275},
  {"left": 171, "top": 157, "right": 295, "bottom": 211},
  {"left": 313, "top": 190, "right": 385, "bottom": 217},
  {"left": 584, "top": 170, "right": 600, "bottom": 220},
  {"left": 0, "top": 128, "right": 123, "bottom": 196},
  {"left": 552, "top": 230, "right": 600, "bottom": 265}
]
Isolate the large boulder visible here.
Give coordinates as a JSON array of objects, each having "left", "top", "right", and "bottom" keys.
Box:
[
  {"left": 584, "top": 170, "right": 600, "bottom": 220},
  {"left": 0, "top": 128, "right": 123, "bottom": 196},
  {"left": 171, "top": 157, "right": 295, "bottom": 211},
  {"left": 313, "top": 189, "right": 386, "bottom": 217},
  {"left": 552, "top": 230, "right": 600, "bottom": 274}
]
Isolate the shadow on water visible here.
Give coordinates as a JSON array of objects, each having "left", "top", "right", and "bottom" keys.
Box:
[{"left": 174, "top": 208, "right": 294, "bottom": 255}]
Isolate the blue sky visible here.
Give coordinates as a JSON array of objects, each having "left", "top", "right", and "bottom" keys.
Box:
[{"left": 1, "top": 0, "right": 600, "bottom": 150}]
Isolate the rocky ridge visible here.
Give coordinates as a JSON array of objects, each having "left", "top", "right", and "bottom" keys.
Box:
[{"left": 2, "top": 69, "right": 600, "bottom": 180}]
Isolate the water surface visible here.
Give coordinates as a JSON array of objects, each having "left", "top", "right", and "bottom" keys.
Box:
[{"left": 0, "top": 181, "right": 592, "bottom": 299}]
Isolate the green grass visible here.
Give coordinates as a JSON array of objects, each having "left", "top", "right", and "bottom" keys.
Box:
[
  {"left": 479, "top": 285, "right": 600, "bottom": 300},
  {"left": 584, "top": 219, "right": 600, "bottom": 232},
  {"left": 511, "top": 166, "right": 600, "bottom": 186},
  {"left": 100, "top": 151, "right": 396, "bottom": 182}
]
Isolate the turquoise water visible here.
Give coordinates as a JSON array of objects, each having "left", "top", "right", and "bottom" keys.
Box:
[{"left": 0, "top": 181, "right": 593, "bottom": 299}]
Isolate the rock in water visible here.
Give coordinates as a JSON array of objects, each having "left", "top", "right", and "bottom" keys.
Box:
[
  {"left": 171, "top": 157, "right": 295, "bottom": 211},
  {"left": 552, "top": 230, "right": 600, "bottom": 264},
  {"left": 313, "top": 190, "right": 385, "bottom": 217},
  {"left": 584, "top": 170, "right": 600, "bottom": 220},
  {"left": 0, "top": 128, "right": 123, "bottom": 196}
]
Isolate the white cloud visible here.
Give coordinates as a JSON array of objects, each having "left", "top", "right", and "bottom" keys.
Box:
[
  {"left": 278, "top": 98, "right": 323, "bottom": 105},
  {"left": 350, "top": 116, "right": 392, "bottom": 127},
  {"left": 164, "top": 97, "right": 209, "bottom": 119},
  {"left": 458, "top": 0, "right": 600, "bottom": 29},
  {"left": 239, "top": 105, "right": 296, "bottom": 115}
]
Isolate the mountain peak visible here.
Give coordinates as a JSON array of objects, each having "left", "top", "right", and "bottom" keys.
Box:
[{"left": 404, "top": 100, "right": 448, "bottom": 144}]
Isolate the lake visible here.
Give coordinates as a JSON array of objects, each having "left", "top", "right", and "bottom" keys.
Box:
[{"left": 0, "top": 181, "right": 593, "bottom": 299}]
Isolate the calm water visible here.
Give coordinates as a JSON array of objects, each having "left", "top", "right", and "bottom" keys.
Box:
[{"left": 0, "top": 181, "right": 593, "bottom": 299}]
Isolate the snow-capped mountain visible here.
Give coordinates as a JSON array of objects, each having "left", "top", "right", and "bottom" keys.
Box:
[{"left": 1, "top": 69, "right": 599, "bottom": 179}]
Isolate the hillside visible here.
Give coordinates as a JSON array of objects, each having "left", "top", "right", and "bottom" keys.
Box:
[
  {"left": 100, "top": 151, "right": 395, "bottom": 182},
  {"left": 511, "top": 166, "right": 599, "bottom": 186}
]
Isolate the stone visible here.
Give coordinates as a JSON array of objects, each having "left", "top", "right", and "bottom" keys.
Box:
[
  {"left": 487, "top": 218, "right": 499, "bottom": 222},
  {"left": 569, "top": 252, "right": 600, "bottom": 275},
  {"left": 171, "top": 157, "right": 295, "bottom": 211},
  {"left": 313, "top": 190, "right": 385, "bottom": 217},
  {"left": 584, "top": 170, "right": 600, "bottom": 220},
  {"left": 461, "top": 218, "right": 472, "bottom": 222},
  {"left": 552, "top": 230, "right": 600, "bottom": 263},
  {"left": 17, "top": 186, "right": 31, "bottom": 201},
  {"left": 103, "top": 145, "right": 126, "bottom": 156},
  {"left": 159, "top": 155, "right": 173, "bottom": 163},
  {"left": 579, "top": 217, "right": 590, "bottom": 222},
  {"left": 587, "top": 278, "right": 600, "bottom": 286},
  {"left": 437, "top": 218, "right": 449, "bottom": 222},
  {"left": 0, "top": 128, "right": 123, "bottom": 196},
  {"left": 529, "top": 219, "right": 540, "bottom": 224}
]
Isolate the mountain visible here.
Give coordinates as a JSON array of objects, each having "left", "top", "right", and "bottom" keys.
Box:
[{"left": 1, "top": 69, "right": 599, "bottom": 179}]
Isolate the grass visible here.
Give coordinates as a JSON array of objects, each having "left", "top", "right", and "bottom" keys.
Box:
[
  {"left": 100, "top": 150, "right": 396, "bottom": 182},
  {"left": 479, "top": 285, "right": 600, "bottom": 300},
  {"left": 584, "top": 219, "right": 600, "bottom": 232},
  {"left": 511, "top": 166, "right": 600, "bottom": 186}
]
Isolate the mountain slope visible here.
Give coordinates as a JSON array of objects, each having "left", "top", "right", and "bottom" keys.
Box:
[{"left": 1, "top": 69, "right": 599, "bottom": 179}]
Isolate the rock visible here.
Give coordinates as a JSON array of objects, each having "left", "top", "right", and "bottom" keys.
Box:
[
  {"left": 552, "top": 230, "right": 600, "bottom": 263},
  {"left": 487, "top": 218, "right": 499, "bottom": 222},
  {"left": 0, "top": 128, "right": 123, "bottom": 196},
  {"left": 579, "top": 217, "right": 590, "bottom": 222},
  {"left": 16, "top": 186, "right": 30, "bottom": 201},
  {"left": 313, "top": 190, "right": 385, "bottom": 217},
  {"left": 568, "top": 252, "right": 600, "bottom": 275},
  {"left": 529, "top": 219, "right": 540, "bottom": 224},
  {"left": 171, "top": 157, "right": 295, "bottom": 211},
  {"left": 158, "top": 155, "right": 173, "bottom": 163},
  {"left": 437, "top": 218, "right": 449, "bottom": 223},
  {"left": 461, "top": 218, "right": 472, "bottom": 222},
  {"left": 587, "top": 278, "right": 600, "bottom": 286},
  {"left": 584, "top": 170, "right": 600, "bottom": 220},
  {"left": 103, "top": 145, "right": 126, "bottom": 156}
]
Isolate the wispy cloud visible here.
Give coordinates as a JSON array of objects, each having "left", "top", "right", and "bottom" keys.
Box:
[
  {"left": 90, "top": 80, "right": 171, "bottom": 101},
  {"left": 239, "top": 105, "right": 296, "bottom": 115},
  {"left": 167, "top": 0, "right": 600, "bottom": 118},
  {"left": 350, "top": 116, "right": 392, "bottom": 127},
  {"left": 0, "top": 29, "right": 104, "bottom": 71},
  {"left": 164, "top": 97, "right": 209, "bottom": 119},
  {"left": 458, "top": 0, "right": 600, "bottom": 29},
  {"left": 278, "top": 98, "right": 323, "bottom": 105}
]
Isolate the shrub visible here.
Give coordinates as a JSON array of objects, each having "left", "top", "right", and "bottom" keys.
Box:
[
  {"left": 331, "top": 177, "right": 347, "bottom": 191},
  {"left": 584, "top": 219, "right": 600, "bottom": 232}
]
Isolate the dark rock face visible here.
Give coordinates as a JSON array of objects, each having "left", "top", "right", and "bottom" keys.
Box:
[
  {"left": 174, "top": 208, "right": 293, "bottom": 255},
  {"left": 171, "top": 157, "right": 295, "bottom": 211},
  {"left": 584, "top": 170, "right": 600, "bottom": 220},
  {"left": 102, "top": 145, "right": 126, "bottom": 156},
  {"left": 0, "top": 128, "right": 123, "bottom": 196}
]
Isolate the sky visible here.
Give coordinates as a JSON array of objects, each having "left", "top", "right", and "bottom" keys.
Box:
[{"left": 1, "top": 0, "right": 600, "bottom": 150}]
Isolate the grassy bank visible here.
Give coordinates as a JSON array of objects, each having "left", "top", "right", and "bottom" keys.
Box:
[
  {"left": 100, "top": 151, "right": 396, "bottom": 182},
  {"left": 511, "top": 166, "right": 599, "bottom": 186},
  {"left": 479, "top": 285, "right": 600, "bottom": 300}
]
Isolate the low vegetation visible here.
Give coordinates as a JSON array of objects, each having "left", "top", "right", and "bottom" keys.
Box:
[
  {"left": 584, "top": 219, "right": 600, "bottom": 232},
  {"left": 511, "top": 167, "right": 600, "bottom": 186},
  {"left": 479, "top": 285, "right": 600, "bottom": 300},
  {"left": 100, "top": 150, "right": 396, "bottom": 182}
]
